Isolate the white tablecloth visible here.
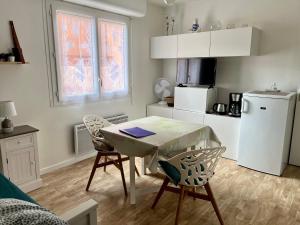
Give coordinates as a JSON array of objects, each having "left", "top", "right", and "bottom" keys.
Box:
[{"left": 100, "top": 116, "right": 220, "bottom": 171}]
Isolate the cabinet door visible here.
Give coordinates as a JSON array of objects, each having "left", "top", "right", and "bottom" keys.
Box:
[
  {"left": 204, "top": 114, "right": 240, "bottom": 160},
  {"left": 147, "top": 105, "right": 173, "bottom": 118},
  {"left": 173, "top": 109, "right": 204, "bottom": 124},
  {"left": 210, "top": 27, "right": 260, "bottom": 57},
  {"left": 6, "top": 147, "right": 36, "bottom": 185},
  {"left": 174, "top": 87, "right": 208, "bottom": 113},
  {"left": 151, "top": 35, "right": 177, "bottom": 59},
  {"left": 178, "top": 32, "right": 210, "bottom": 58}
]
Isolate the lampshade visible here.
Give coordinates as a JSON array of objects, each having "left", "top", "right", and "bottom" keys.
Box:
[{"left": 0, "top": 101, "right": 17, "bottom": 118}]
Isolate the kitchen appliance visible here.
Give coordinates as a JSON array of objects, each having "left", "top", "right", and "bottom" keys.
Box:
[
  {"left": 289, "top": 88, "right": 300, "bottom": 166},
  {"left": 228, "top": 93, "right": 242, "bottom": 117},
  {"left": 176, "top": 58, "right": 217, "bottom": 87},
  {"left": 213, "top": 103, "right": 227, "bottom": 115},
  {"left": 154, "top": 78, "right": 173, "bottom": 105},
  {"left": 237, "top": 91, "right": 296, "bottom": 176}
]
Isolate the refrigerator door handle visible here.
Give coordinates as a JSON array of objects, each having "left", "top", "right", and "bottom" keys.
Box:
[{"left": 242, "top": 99, "right": 249, "bottom": 113}]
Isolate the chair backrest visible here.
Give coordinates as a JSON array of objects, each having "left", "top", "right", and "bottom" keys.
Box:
[
  {"left": 167, "top": 146, "right": 226, "bottom": 187},
  {"left": 82, "top": 114, "right": 112, "bottom": 140}
]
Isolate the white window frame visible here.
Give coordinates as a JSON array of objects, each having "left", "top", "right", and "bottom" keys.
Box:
[{"left": 44, "top": 0, "right": 131, "bottom": 106}]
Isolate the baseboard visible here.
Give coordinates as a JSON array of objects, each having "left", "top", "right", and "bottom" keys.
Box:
[
  {"left": 20, "top": 179, "right": 43, "bottom": 193},
  {"left": 40, "top": 152, "right": 97, "bottom": 175}
]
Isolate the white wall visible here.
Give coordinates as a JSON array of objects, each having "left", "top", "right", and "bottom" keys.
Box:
[
  {"left": 0, "top": 0, "right": 163, "bottom": 171},
  {"left": 163, "top": 0, "right": 300, "bottom": 103}
]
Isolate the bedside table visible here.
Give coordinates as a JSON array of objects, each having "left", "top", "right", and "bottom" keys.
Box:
[{"left": 0, "top": 125, "right": 42, "bottom": 193}]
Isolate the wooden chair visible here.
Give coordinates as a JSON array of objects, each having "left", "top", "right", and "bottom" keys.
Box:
[
  {"left": 151, "top": 146, "right": 226, "bottom": 225},
  {"left": 83, "top": 114, "right": 139, "bottom": 196}
]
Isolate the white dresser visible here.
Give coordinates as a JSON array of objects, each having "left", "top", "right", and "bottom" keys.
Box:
[{"left": 0, "top": 125, "right": 42, "bottom": 193}]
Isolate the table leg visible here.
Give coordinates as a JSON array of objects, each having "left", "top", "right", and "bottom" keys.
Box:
[
  {"left": 129, "top": 156, "right": 136, "bottom": 205},
  {"left": 141, "top": 157, "right": 147, "bottom": 175}
]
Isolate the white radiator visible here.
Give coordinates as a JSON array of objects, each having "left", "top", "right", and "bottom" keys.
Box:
[{"left": 74, "top": 114, "right": 128, "bottom": 156}]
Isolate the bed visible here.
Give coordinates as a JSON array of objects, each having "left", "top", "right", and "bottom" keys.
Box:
[{"left": 0, "top": 173, "right": 98, "bottom": 225}]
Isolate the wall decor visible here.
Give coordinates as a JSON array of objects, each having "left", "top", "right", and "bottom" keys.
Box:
[
  {"left": 191, "top": 18, "right": 200, "bottom": 32},
  {"left": 9, "top": 21, "right": 25, "bottom": 63},
  {"left": 165, "top": 16, "right": 175, "bottom": 35}
]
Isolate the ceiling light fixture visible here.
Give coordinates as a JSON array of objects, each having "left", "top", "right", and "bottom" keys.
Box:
[{"left": 164, "top": 0, "right": 176, "bottom": 6}]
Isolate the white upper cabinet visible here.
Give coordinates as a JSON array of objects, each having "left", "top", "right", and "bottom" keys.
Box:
[
  {"left": 150, "top": 27, "right": 260, "bottom": 59},
  {"left": 150, "top": 35, "right": 178, "bottom": 59},
  {"left": 210, "top": 27, "right": 260, "bottom": 57},
  {"left": 177, "top": 32, "right": 211, "bottom": 58}
]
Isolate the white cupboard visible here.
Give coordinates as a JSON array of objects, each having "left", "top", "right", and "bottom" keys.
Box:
[
  {"left": 173, "top": 109, "right": 204, "bottom": 124},
  {"left": 147, "top": 104, "right": 173, "bottom": 118},
  {"left": 150, "top": 35, "right": 178, "bottom": 59},
  {"left": 210, "top": 27, "right": 260, "bottom": 57},
  {"left": 0, "top": 126, "right": 42, "bottom": 193},
  {"left": 177, "top": 32, "right": 210, "bottom": 58},
  {"left": 6, "top": 147, "right": 36, "bottom": 185},
  {"left": 146, "top": 100, "right": 241, "bottom": 161},
  {"left": 174, "top": 87, "right": 217, "bottom": 114},
  {"left": 150, "top": 27, "right": 260, "bottom": 59},
  {"left": 204, "top": 114, "right": 240, "bottom": 160}
]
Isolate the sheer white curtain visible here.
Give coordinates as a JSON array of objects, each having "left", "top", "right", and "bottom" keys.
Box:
[{"left": 98, "top": 19, "right": 129, "bottom": 99}]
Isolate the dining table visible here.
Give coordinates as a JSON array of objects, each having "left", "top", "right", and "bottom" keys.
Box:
[{"left": 100, "top": 116, "right": 220, "bottom": 204}]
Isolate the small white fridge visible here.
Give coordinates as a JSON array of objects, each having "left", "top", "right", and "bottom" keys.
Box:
[{"left": 237, "top": 91, "right": 296, "bottom": 176}]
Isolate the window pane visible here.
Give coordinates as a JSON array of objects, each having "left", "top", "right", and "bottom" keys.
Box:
[
  {"left": 98, "top": 19, "right": 128, "bottom": 95},
  {"left": 56, "top": 11, "right": 98, "bottom": 100}
]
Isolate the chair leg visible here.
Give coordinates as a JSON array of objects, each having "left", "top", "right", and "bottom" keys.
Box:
[
  {"left": 204, "top": 182, "right": 224, "bottom": 225},
  {"left": 151, "top": 177, "right": 170, "bottom": 209},
  {"left": 135, "top": 166, "right": 140, "bottom": 177},
  {"left": 193, "top": 187, "right": 196, "bottom": 200},
  {"left": 175, "top": 186, "right": 185, "bottom": 225},
  {"left": 86, "top": 152, "right": 102, "bottom": 191},
  {"left": 118, "top": 154, "right": 128, "bottom": 196},
  {"left": 104, "top": 156, "right": 107, "bottom": 172}
]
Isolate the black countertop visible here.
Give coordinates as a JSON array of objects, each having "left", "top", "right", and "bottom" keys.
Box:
[{"left": 0, "top": 125, "right": 39, "bottom": 139}]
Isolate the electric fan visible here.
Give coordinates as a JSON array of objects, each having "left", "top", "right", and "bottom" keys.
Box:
[{"left": 154, "top": 78, "right": 173, "bottom": 105}]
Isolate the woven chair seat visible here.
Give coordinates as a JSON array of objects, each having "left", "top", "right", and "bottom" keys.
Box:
[{"left": 93, "top": 138, "right": 114, "bottom": 152}]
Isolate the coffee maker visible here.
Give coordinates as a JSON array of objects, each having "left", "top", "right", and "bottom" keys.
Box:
[{"left": 228, "top": 93, "right": 243, "bottom": 117}]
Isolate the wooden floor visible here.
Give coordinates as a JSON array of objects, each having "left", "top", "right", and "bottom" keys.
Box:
[{"left": 30, "top": 157, "right": 300, "bottom": 225}]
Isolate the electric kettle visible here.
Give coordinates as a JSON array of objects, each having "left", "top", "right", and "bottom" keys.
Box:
[{"left": 213, "top": 103, "right": 227, "bottom": 115}]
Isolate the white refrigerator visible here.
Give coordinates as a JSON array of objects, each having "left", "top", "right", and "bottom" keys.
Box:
[{"left": 237, "top": 91, "right": 296, "bottom": 176}]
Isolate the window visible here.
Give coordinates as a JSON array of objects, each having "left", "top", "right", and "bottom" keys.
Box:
[
  {"left": 56, "top": 11, "right": 98, "bottom": 102},
  {"left": 48, "top": 3, "right": 130, "bottom": 105},
  {"left": 98, "top": 19, "right": 128, "bottom": 98}
]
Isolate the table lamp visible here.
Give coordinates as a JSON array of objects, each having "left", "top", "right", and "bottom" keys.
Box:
[{"left": 0, "top": 101, "right": 17, "bottom": 133}]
